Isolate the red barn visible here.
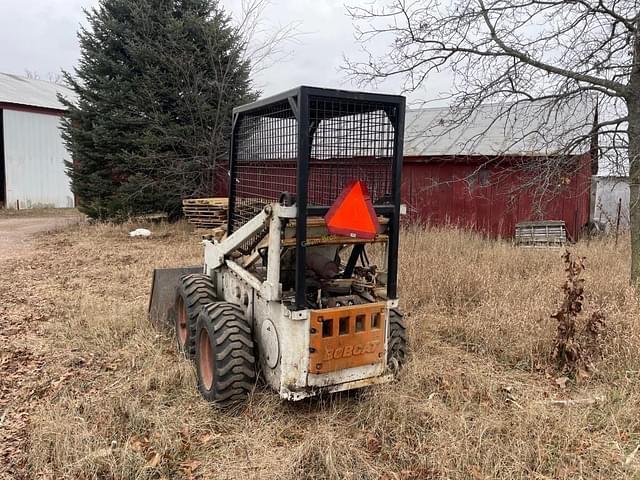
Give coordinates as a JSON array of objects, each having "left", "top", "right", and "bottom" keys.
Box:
[{"left": 400, "top": 104, "right": 595, "bottom": 240}]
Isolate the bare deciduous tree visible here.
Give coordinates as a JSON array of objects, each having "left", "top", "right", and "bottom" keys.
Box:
[
  {"left": 24, "top": 70, "right": 64, "bottom": 85},
  {"left": 346, "top": 0, "right": 640, "bottom": 283}
]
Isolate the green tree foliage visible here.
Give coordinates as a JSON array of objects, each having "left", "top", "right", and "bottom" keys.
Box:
[{"left": 60, "top": 0, "right": 256, "bottom": 219}]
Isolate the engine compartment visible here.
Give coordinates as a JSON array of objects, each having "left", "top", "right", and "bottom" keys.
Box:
[{"left": 246, "top": 242, "right": 388, "bottom": 310}]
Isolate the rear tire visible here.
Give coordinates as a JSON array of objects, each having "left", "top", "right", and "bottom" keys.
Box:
[
  {"left": 175, "top": 274, "right": 216, "bottom": 358},
  {"left": 387, "top": 309, "right": 407, "bottom": 372},
  {"left": 195, "top": 302, "right": 256, "bottom": 407}
]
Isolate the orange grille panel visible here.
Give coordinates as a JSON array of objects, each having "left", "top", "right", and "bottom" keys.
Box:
[{"left": 309, "top": 303, "right": 386, "bottom": 374}]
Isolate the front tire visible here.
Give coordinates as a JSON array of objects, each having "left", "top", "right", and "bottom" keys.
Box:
[
  {"left": 195, "top": 302, "right": 256, "bottom": 407},
  {"left": 175, "top": 274, "right": 216, "bottom": 358}
]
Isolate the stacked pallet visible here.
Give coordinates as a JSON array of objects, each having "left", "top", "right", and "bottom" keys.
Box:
[
  {"left": 182, "top": 197, "right": 228, "bottom": 229},
  {"left": 515, "top": 220, "right": 567, "bottom": 247}
]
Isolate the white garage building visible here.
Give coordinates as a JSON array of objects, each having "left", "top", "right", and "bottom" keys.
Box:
[
  {"left": 593, "top": 175, "right": 630, "bottom": 231},
  {"left": 0, "top": 73, "right": 76, "bottom": 209}
]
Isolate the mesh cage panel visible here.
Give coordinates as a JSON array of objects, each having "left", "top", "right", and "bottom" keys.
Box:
[
  {"left": 232, "top": 100, "right": 297, "bottom": 234},
  {"left": 307, "top": 97, "right": 396, "bottom": 206}
]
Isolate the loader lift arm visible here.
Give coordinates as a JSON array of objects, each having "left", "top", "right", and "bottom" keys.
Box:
[
  {"left": 204, "top": 203, "right": 297, "bottom": 303},
  {"left": 203, "top": 204, "right": 273, "bottom": 272}
]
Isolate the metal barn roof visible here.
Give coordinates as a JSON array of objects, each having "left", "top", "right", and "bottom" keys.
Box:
[
  {"left": 404, "top": 101, "right": 595, "bottom": 157},
  {"left": 0, "top": 72, "right": 75, "bottom": 111}
]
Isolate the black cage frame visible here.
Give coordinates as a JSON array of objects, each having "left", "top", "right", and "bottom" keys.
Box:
[{"left": 228, "top": 86, "right": 405, "bottom": 310}]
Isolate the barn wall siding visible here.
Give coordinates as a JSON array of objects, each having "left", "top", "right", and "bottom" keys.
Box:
[
  {"left": 401, "top": 155, "right": 591, "bottom": 240},
  {"left": 3, "top": 109, "right": 74, "bottom": 209}
]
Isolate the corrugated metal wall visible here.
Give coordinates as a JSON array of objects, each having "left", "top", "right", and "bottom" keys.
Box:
[{"left": 2, "top": 109, "right": 74, "bottom": 209}]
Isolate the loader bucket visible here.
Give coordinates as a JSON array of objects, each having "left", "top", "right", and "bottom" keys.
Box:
[{"left": 148, "top": 266, "right": 203, "bottom": 328}]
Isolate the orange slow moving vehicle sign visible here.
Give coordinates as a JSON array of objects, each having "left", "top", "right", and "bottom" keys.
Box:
[{"left": 324, "top": 180, "right": 381, "bottom": 239}]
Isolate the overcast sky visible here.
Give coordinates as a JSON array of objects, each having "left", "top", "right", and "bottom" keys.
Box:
[{"left": 0, "top": 0, "right": 453, "bottom": 105}]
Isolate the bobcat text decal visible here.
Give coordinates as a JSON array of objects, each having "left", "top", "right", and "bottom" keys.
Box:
[{"left": 323, "top": 340, "right": 381, "bottom": 361}]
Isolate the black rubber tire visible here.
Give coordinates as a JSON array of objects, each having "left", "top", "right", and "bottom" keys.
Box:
[
  {"left": 174, "top": 274, "right": 216, "bottom": 358},
  {"left": 387, "top": 309, "right": 407, "bottom": 371},
  {"left": 195, "top": 302, "right": 256, "bottom": 407}
]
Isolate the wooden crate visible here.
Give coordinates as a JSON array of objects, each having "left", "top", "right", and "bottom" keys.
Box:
[
  {"left": 515, "top": 220, "right": 567, "bottom": 247},
  {"left": 182, "top": 197, "right": 228, "bottom": 229}
]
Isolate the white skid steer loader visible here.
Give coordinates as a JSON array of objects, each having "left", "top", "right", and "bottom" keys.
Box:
[{"left": 149, "top": 86, "right": 407, "bottom": 406}]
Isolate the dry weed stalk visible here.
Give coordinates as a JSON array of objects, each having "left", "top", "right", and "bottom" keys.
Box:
[{"left": 551, "top": 250, "right": 607, "bottom": 375}]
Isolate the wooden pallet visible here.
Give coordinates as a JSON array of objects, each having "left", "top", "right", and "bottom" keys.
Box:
[
  {"left": 515, "top": 220, "right": 567, "bottom": 247},
  {"left": 182, "top": 197, "right": 228, "bottom": 229},
  {"left": 183, "top": 198, "right": 228, "bottom": 207}
]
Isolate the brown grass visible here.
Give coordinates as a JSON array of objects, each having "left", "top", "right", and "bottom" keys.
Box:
[{"left": 2, "top": 221, "right": 640, "bottom": 479}]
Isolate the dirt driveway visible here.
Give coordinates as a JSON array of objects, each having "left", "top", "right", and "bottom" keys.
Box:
[{"left": 0, "top": 212, "right": 82, "bottom": 261}]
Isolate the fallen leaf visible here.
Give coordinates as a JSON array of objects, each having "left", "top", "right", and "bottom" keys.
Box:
[
  {"left": 180, "top": 459, "right": 202, "bottom": 472},
  {"left": 128, "top": 435, "right": 149, "bottom": 452},
  {"left": 366, "top": 433, "right": 381, "bottom": 455},
  {"left": 625, "top": 444, "right": 640, "bottom": 466},
  {"left": 145, "top": 452, "right": 161, "bottom": 468},
  {"left": 199, "top": 432, "right": 217, "bottom": 444},
  {"left": 554, "top": 376, "right": 570, "bottom": 389},
  {"left": 467, "top": 465, "right": 483, "bottom": 480},
  {"left": 576, "top": 368, "right": 590, "bottom": 383}
]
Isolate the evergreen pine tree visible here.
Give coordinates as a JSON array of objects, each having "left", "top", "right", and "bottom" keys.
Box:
[{"left": 60, "top": 0, "right": 256, "bottom": 219}]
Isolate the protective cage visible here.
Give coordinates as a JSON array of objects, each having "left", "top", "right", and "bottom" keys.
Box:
[{"left": 228, "top": 86, "right": 405, "bottom": 309}]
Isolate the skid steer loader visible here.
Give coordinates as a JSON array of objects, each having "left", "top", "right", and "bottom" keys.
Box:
[{"left": 149, "top": 86, "right": 407, "bottom": 406}]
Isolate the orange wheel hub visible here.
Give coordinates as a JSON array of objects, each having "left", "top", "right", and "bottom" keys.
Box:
[
  {"left": 176, "top": 296, "right": 188, "bottom": 347},
  {"left": 199, "top": 329, "right": 214, "bottom": 390}
]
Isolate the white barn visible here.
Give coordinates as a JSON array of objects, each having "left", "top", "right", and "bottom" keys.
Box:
[{"left": 0, "top": 73, "right": 76, "bottom": 209}]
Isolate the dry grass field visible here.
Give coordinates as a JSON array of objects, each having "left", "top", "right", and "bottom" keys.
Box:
[{"left": 1, "top": 221, "right": 640, "bottom": 479}]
